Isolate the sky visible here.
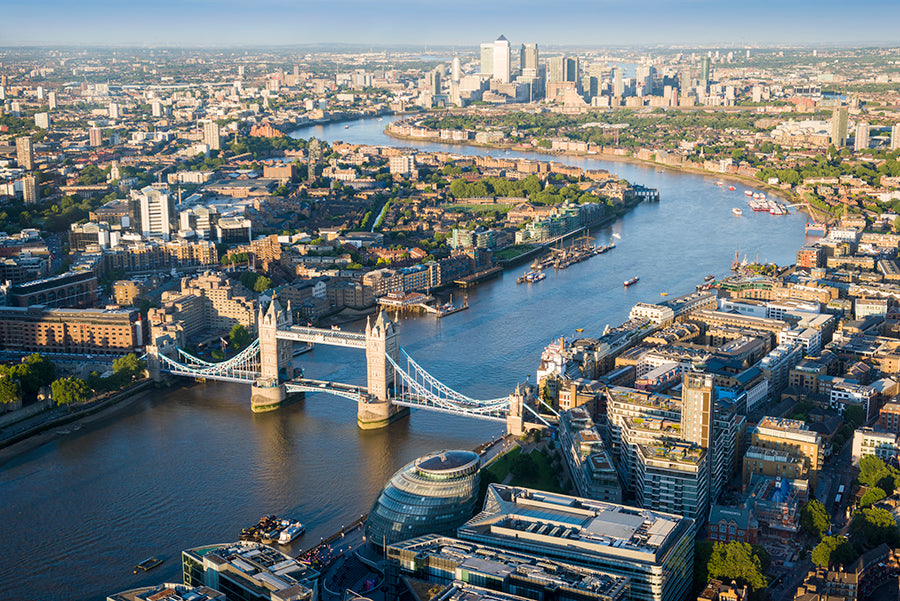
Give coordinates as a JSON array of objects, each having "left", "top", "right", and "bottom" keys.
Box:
[{"left": 1, "top": 0, "right": 899, "bottom": 48}]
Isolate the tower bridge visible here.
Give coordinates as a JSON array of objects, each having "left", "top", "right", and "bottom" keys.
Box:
[{"left": 145, "top": 297, "right": 551, "bottom": 433}]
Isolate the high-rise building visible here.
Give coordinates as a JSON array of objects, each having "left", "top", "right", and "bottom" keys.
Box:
[
  {"left": 48, "top": 91, "right": 57, "bottom": 110},
  {"left": 151, "top": 101, "right": 162, "bottom": 117},
  {"left": 89, "top": 127, "right": 102, "bottom": 147},
  {"left": 635, "top": 440, "right": 709, "bottom": 522},
  {"left": 0, "top": 85, "right": 6, "bottom": 101},
  {"left": 34, "top": 112, "right": 50, "bottom": 130},
  {"left": 480, "top": 43, "right": 494, "bottom": 77},
  {"left": 451, "top": 56, "right": 461, "bottom": 82},
  {"left": 203, "top": 121, "right": 221, "bottom": 150},
  {"left": 108, "top": 102, "right": 119, "bottom": 119},
  {"left": 831, "top": 106, "right": 849, "bottom": 147},
  {"left": 22, "top": 174, "right": 38, "bottom": 204},
  {"left": 428, "top": 69, "right": 441, "bottom": 95},
  {"left": 565, "top": 57, "right": 579, "bottom": 83},
  {"left": 700, "top": 57, "right": 711, "bottom": 87},
  {"left": 548, "top": 56, "right": 566, "bottom": 83},
  {"left": 492, "top": 35, "right": 511, "bottom": 83},
  {"left": 636, "top": 65, "right": 655, "bottom": 96},
  {"left": 613, "top": 67, "right": 625, "bottom": 97},
  {"left": 15, "top": 136, "right": 34, "bottom": 170},
  {"left": 855, "top": 122, "right": 870, "bottom": 151},
  {"left": 520, "top": 43, "right": 539, "bottom": 72},
  {"left": 133, "top": 185, "right": 174, "bottom": 240},
  {"left": 892, "top": 124, "right": 900, "bottom": 151},
  {"left": 682, "top": 368, "right": 714, "bottom": 448}
]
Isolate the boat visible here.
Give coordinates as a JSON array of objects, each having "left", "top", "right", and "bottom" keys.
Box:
[
  {"left": 704, "top": 274, "right": 715, "bottom": 281},
  {"left": 278, "top": 521, "right": 306, "bottom": 545},
  {"left": 344, "top": 125, "right": 349, "bottom": 129},
  {"left": 728, "top": 186, "right": 736, "bottom": 191},
  {"left": 660, "top": 292, "right": 669, "bottom": 296},
  {"left": 293, "top": 343, "right": 312, "bottom": 356},
  {"left": 624, "top": 277, "right": 639, "bottom": 287},
  {"left": 611, "top": 233, "right": 621, "bottom": 239},
  {"left": 732, "top": 208, "right": 743, "bottom": 217},
  {"left": 715, "top": 181, "right": 724, "bottom": 186},
  {"left": 744, "top": 190, "right": 753, "bottom": 196},
  {"left": 134, "top": 557, "right": 163, "bottom": 574}
]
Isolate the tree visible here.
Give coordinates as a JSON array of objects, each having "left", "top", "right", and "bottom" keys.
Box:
[
  {"left": 844, "top": 404, "right": 865, "bottom": 428},
  {"left": 24, "top": 353, "right": 56, "bottom": 387},
  {"left": 0, "top": 375, "right": 21, "bottom": 404},
  {"left": 859, "top": 487, "right": 886, "bottom": 508},
  {"left": 253, "top": 276, "right": 272, "bottom": 293},
  {"left": 229, "top": 324, "right": 252, "bottom": 350},
  {"left": 851, "top": 507, "right": 900, "bottom": 548},
  {"left": 800, "top": 499, "right": 831, "bottom": 540},
  {"left": 112, "top": 353, "right": 146, "bottom": 381},
  {"left": 706, "top": 542, "right": 769, "bottom": 592},
  {"left": 51, "top": 377, "right": 89, "bottom": 407},
  {"left": 811, "top": 536, "right": 857, "bottom": 568}
]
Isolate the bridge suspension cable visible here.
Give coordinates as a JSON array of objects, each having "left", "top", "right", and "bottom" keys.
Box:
[{"left": 158, "top": 339, "right": 262, "bottom": 383}]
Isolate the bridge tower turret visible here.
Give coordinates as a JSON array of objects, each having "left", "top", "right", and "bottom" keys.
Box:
[
  {"left": 359, "top": 311, "right": 408, "bottom": 429},
  {"left": 252, "top": 295, "right": 296, "bottom": 412}
]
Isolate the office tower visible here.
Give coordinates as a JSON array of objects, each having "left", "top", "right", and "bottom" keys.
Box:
[
  {"left": 564, "top": 57, "right": 579, "bottom": 82},
  {"left": 613, "top": 67, "right": 625, "bottom": 97},
  {"left": 89, "top": 127, "right": 102, "bottom": 147},
  {"left": 307, "top": 138, "right": 323, "bottom": 183},
  {"left": 492, "top": 35, "right": 510, "bottom": 83},
  {"left": 892, "top": 124, "right": 900, "bottom": 151},
  {"left": 520, "top": 43, "right": 539, "bottom": 72},
  {"left": 48, "top": 91, "right": 57, "bottom": 110},
  {"left": 636, "top": 65, "right": 655, "bottom": 95},
  {"left": 855, "top": 122, "right": 870, "bottom": 152},
  {"left": 151, "top": 101, "right": 162, "bottom": 117},
  {"left": 451, "top": 57, "right": 461, "bottom": 82},
  {"left": 480, "top": 43, "right": 494, "bottom": 77},
  {"left": 23, "top": 174, "right": 38, "bottom": 204},
  {"left": 36, "top": 86, "right": 44, "bottom": 101},
  {"left": 700, "top": 57, "right": 711, "bottom": 87},
  {"left": 428, "top": 69, "right": 441, "bottom": 95},
  {"left": 831, "top": 106, "right": 849, "bottom": 147},
  {"left": 238, "top": 65, "right": 244, "bottom": 77},
  {"left": 34, "top": 112, "right": 50, "bottom": 129},
  {"left": 0, "top": 85, "right": 5, "bottom": 101},
  {"left": 134, "top": 185, "right": 174, "bottom": 240},
  {"left": 203, "top": 121, "right": 221, "bottom": 150},
  {"left": 293, "top": 64, "right": 299, "bottom": 79},
  {"left": 108, "top": 102, "right": 119, "bottom": 119},
  {"left": 16, "top": 136, "right": 34, "bottom": 170},
  {"left": 548, "top": 56, "right": 566, "bottom": 83},
  {"left": 0, "top": 75, "right": 6, "bottom": 86}
]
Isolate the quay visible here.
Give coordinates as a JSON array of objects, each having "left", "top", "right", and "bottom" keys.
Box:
[{"left": 454, "top": 266, "right": 502, "bottom": 288}]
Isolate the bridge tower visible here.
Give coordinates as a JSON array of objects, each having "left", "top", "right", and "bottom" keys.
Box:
[
  {"left": 251, "top": 295, "right": 298, "bottom": 412},
  {"left": 359, "top": 311, "right": 408, "bottom": 429},
  {"left": 506, "top": 381, "right": 535, "bottom": 437}
]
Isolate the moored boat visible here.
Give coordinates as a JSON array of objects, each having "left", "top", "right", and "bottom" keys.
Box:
[
  {"left": 728, "top": 185, "right": 736, "bottom": 191},
  {"left": 278, "top": 521, "right": 306, "bottom": 545},
  {"left": 624, "top": 276, "right": 639, "bottom": 287},
  {"left": 732, "top": 208, "right": 742, "bottom": 217},
  {"left": 134, "top": 557, "right": 163, "bottom": 574}
]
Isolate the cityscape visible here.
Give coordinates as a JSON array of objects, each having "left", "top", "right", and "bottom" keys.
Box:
[{"left": 2, "top": 9, "right": 900, "bottom": 601}]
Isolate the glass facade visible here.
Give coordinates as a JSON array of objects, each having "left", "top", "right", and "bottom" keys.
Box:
[{"left": 365, "top": 450, "right": 481, "bottom": 549}]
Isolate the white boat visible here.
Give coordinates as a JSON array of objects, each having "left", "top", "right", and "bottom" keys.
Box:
[
  {"left": 732, "top": 208, "right": 743, "bottom": 217},
  {"left": 278, "top": 521, "right": 305, "bottom": 545},
  {"left": 744, "top": 190, "right": 753, "bottom": 196}
]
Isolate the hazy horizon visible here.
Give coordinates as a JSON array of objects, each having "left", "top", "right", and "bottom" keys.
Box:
[{"left": 2, "top": 0, "right": 899, "bottom": 48}]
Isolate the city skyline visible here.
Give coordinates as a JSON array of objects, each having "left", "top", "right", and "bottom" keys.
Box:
[{"left": 2, "top": 0, "right": 900, "bottom": 47}]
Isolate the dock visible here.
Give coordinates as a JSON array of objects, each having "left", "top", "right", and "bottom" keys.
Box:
[{"left": 455, "top": 266, "right": 503, "bottom": 288}]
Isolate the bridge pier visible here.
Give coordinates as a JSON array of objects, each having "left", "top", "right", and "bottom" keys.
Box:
[
  {"left": 251, "top": 378, "right": 305, "bottom": 413},
  {"left": 357, "top": 397, "right": 409, "bottom": 429}
]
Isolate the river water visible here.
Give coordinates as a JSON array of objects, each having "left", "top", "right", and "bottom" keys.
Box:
[{"left": 0, "top": 115, "right": 810, "bottom": 601}]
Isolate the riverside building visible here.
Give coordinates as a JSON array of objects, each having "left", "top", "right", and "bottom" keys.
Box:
[
  {"left": 457, "top": 484, "right": 693, "bottom": 601},
  {"left": 385, "top": 535, "right": 630, "bottom": 601}
]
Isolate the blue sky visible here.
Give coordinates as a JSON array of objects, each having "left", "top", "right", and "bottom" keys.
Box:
[{"left": 2, "top": 0, "right": 899, "bottom": 47}]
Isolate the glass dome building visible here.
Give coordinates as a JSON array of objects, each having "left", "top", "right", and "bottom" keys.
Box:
[{"left": 365, "top": 450, "right": 481, "bottom": 549}]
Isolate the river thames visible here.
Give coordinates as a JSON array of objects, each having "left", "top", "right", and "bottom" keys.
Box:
[{"left": 0, "top": 115, "right": 810, "bottom": 601}]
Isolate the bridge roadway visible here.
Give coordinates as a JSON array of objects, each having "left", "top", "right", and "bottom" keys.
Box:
[
  {"left": 284, "top": 378, "right": 369, "bottom": 402},
  {"left": 276, "top": 326, "right": 366, "bottom": 349}
]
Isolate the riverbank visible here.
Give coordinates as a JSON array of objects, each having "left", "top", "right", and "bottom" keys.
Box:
[
  {"left": 0, "top": 380, "right": 154, "bottom": 467},
  {"left": 382, "top": 126, "right": 826, "bottom": 223}
]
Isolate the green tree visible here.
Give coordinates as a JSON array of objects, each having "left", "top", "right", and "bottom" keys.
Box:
[
  {"left": 0, "top": 375, "right": 21, "bottom": 404},
  {"left": 253, "top": 276, "right": 272, "bottom": 293},
  {"left": 229, "top": 324, "right": 252, "bottom": 350},
  {"left": 51, "top": 377, "right": 90, "bottom": 407},
  {"left": 811, "top": 536, "right": 857, "bottom": 568},
  {"left": 859, "top": 487, "right": 887, "bottom": 508},
  {"left": 24, "top": 353, "right": 56, "bottom": 387},
  {"left": 706, "top": 541, "right": 769, "bottom": 592},
  {"left": 800, "top": 499, "right": 831, "bottom": 540},
  {"left": 844, "top": 404, "right": 865, "bottom": 428},
  {"left": 851, "top": 507, "right": 900, "bottom": 548},
  {"left": 112, "top": 353, "right": 146, "bottom": 381}
]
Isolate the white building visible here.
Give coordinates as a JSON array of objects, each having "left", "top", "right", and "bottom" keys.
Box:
[
  {"left": 629, "top": 302, "right": 675, "bottom": 326},
  {"left": 492, "top": 35, "right": 511, "bottom": 84},
  {"left": 133, "top": 185, "right": 174, "bottom": 241},
  {"left": 851, "top": 427, "right": 900, "bottom": 465}
]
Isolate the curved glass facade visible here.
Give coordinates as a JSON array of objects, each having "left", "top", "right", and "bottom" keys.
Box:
[{"left": 365, "top": 450, "right": 481, "bottom": 549}]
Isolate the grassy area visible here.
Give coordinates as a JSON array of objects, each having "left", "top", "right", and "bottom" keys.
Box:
[
  {"left": 509, "top": 449, "right": 565, "bottom": 494},
  {"left": 444, "top": 203, "right": 512, "bottom": 214},
  {"left": 484, "top": 446, "right": 521, "bottom": 480},
  {"left": 493, "top": 245, "right": 534, "bottom": 260}
]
